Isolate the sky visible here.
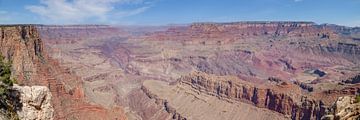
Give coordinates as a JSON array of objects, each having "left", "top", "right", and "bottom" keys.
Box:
[{"left": 0, "top": 0, "right": 359, "bottom": 26}]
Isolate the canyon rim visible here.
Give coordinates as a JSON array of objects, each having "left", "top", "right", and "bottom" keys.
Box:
[{"left": 1, "top": 0, "right": 360, "bottom": 120}]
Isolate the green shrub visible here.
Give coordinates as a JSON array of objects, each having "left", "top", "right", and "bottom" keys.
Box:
[
  {"left": 0, "top": 54, "right": 19, "bottom": 120},
  {"left": 355, "top": 95, "right": 360, "bottom": 103}
]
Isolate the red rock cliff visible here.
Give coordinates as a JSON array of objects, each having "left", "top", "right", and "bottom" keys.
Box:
[
  {"left": 0, "top": 25, "right": 127, "bottom": 120},
  {"left": 179, "top": 72, "right": 327, "bottom": 120},
  {"left": 146, "top": 22, "right": 339, "bottom": 42}
]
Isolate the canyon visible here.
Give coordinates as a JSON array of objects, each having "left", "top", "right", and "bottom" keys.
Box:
[{"left": 1, "top": 22, "right": 360, "bottom": 119}]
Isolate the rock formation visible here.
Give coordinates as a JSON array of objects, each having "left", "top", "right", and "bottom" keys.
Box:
[
  {"left": 12, "top": 85, "right": 54, "bottom": 120},
  {"left": 1, "top": 22, "right": 357, "bottom": 120},
  {"left": 0, "top": 25, "right": 127, "bottom": 120},
  {"left": 36, "top": 22, "right": 360, "bottom": 120},
  {"left": 342, "top": 74, "right": 360, "bottom": 84},
  {"left": 176, "top": 71, "right": 325, "bottom": 119},
  {"left": 142, "top": 79, "right": 289, "bottom": 120},
  {"left": 323, "top": 96, "right": 360, "bottom": 120},
  {"left": 142, "top": 71, "right": 360, "bottom": 120}
]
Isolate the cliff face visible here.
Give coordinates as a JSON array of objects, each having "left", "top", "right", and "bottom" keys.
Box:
[
  {"left": 0, "top": 25, "right": 127, "bottom": 120},
  {"left": 142, "top": 79, "right": 289, "bottom": 120},
  {"left": 146, "top": 22, "right": 339, "bottom": 42},
  {"left": 298, "top": 42, "right": 360, "bottom": 63},
  {"left": 142, "top": 72, "right": 360, "bottom": 120},
  {"left": 323, "top": 96, "right": 360, "bottom": 120},
  {"left": 0, "top": 25, "right": 44, "bottom": 84},
  {"left": 178, "top": 72, "right": 327, "bottom": 120},
  {"left": 0, "top": 25, "right": 68, "bottom": 119},
  {"left": 35, "top": 22, "right": 360, "bottom": 120}
]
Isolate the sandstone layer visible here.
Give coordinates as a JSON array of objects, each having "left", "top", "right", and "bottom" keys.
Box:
[
  {"left": 0, "top": 25, "right": 127, "bottom": 120},
  {"left": 33, "top": 22, "right": 360, "bottom": 120},
  {"left": 323, "top": 96, "right": 360, "bottom": 120},
  {"left": 12, "top": 85, "right": 54, "bottom": 120},
  {"left": 142, "top": 79, "right": 289, "bottom": 120}
]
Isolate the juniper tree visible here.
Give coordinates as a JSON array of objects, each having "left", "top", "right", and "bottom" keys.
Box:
[{"left": 0, "top": 54, "right": 18, "bottom": 120}]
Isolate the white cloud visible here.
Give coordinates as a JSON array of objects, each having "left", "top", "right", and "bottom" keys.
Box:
[
  {"left": 115, "top": 6, "right": 150, "bottom": 17},
  {"left": 294, "top": 0, "right": 303, "bottom": 2},
  {"left": 25, "top": 0, "right": 151, "bottom": 24},
  {"left": 344, "top": 20, "right": 360, "bottom": 27}
]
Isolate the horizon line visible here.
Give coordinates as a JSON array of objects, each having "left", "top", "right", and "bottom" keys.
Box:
[{"left": 0, "top": 21, "right": 359, "bottom": 28}]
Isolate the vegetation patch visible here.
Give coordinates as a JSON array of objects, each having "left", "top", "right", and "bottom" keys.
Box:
[
  {"left": 0, "top": 54, "right": 20, "bottom": 120},
  {"left": 355, "top": 95, "right": 360, "bottom": 103}
]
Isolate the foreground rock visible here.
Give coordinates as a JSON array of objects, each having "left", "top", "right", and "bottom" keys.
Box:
[
  {"left": 1, "top": 25, "right": 127, "bottom": 120},
  {"left": 323, "top": 96, "right": 360, "bottom": 120},
  {"left": 12, "top": 85, "right": 54, "bottom": 120}
]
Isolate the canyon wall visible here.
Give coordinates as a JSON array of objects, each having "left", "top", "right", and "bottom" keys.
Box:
[
  {"left": 177, "top": 72, "right": 325, "bottom": 120},
  {"left": 0, "top": 25, "right": 44, "bottom": 84},
  {"left": 142, "top": 71, "right": 360, "bottom": 120},
  {"left": 33, "top": 22, "right": 360, "bottom": 120},
  {"left": 0, "top": 25, "right": 127, "bottom": 120}
]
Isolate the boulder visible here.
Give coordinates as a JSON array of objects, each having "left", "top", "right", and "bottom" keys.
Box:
[{"left": 12, "top": 85, "right": 54, "bottom": 120}]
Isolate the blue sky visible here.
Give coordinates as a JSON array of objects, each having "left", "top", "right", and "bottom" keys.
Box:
[{"left": 0, "top": 0, "right": 359, "bottom": 26}]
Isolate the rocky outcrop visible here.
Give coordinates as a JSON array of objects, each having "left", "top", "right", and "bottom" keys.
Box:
[
  {"left": 142, "top": 79, "right": 289, "bottom": 120},
  {"left": 0, "top": 25, "right": 44, "bottom": 84},
  {"left": 302, "top": 43, "right": 360, "bottom": 63},
  {"left": 33, "top": 22, "right": 360, "bottom": 120},
  {"left": 12, "top": 85, "right": 54, "bottom": 120},
  {"left": 178, "top": 72, "right": 326, "bottom": 120},
  {"left": 141, "top": 86, "right": 187, "bottom": 120},
  {"left": 294, "top": 81, "right": 314, "bottom": 92},
  {"left": 0, "top": 25, "right": 127, "bottom": 120},
  {"left": 342, "top": 74, "right": 360, "bottom": 84},
  {"left": 146, "top": 22, "right": 339, "bottom": 42},
  {"left": 323, "top": 96, "right": 360, "bottom": 120}
]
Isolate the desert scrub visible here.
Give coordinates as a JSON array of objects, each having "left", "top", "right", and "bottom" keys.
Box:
[
  {"left": 355, "top": 95, "right": 360, "bottom": 103},
  {"left": 0, "top": 54, "right": 19, "bottom": 120}
]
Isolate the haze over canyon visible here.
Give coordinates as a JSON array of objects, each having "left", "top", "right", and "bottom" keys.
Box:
[{"left": 0, "top": 21, "right": 359, "bottom": 120}]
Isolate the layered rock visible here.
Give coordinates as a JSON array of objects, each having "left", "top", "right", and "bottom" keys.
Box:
[
  {"left": 34, "top": 22, "right": 360, "bottom": 120},
  {"left": 342, "top": 74, "right": 360, "bottom": 84},
  {"left": 141, "top": 86, "right": 185, "bottom": 120},
  {"left": 142, "top": 80, "right": 288, "bottom": 120},
  {"left": 178, "top": 72, "right": 326, "bottom": 120},
  {"left": 0, "top": 25, "right": 44, "bottom": 84},
  {"left": 323, "top": 96, "right": 360, "bottom": 120},
  {"left": 0, "top": 25, "right": 127, "bottom": 120},
  {"left": 298, "top": 42, "right": 360, "bottom": 63},
  {"left": 146, "top": 22, "right": 339, "bottom": 42}
]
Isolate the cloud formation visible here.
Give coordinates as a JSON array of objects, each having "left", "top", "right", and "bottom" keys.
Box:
[{"left": 26, "top": 0, "right": 150, "bottom": 24}]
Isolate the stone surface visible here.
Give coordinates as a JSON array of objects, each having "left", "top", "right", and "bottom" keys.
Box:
[
  {"left": 35, "top": 22, "right": 360, "bottom": 120},
  {"left": 1, "top": 22, "right": 359, "bottom": 119},
  {"left": 0, "top": 25, "right": 127, "bottom": 120},
  {"left": 145, "top": 71, "right": 326, "bottom": 119},
  {"left": 323, "top": 96, "right": 360, "bottom": 120},
  {"left": 12, "top": 85, "right": 54, "bottom": 120},
  {"left": 142, "top": 80, "right": 289, "bottom": 120}
]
